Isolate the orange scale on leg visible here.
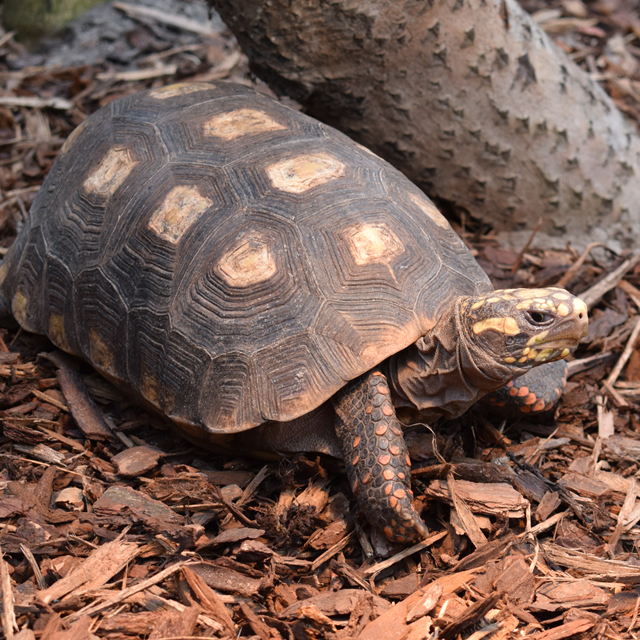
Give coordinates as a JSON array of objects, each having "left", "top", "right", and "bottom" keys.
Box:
[
  {"left": 525, "top": 392, "right": 537, "bottom": 405},
  {"left": 394, "top": 488, "right": 406, "bottom": 499},
  {"left": 390, "top": 445, "right": 400, "bottom": 455},
  {"left": 384, "top": 484, "right": 393, "bottom": 495},
  {"left": 389, "top": 496, "right": 398, "bottom": 508},
  {"left": 532, "top": 398, "right": 546, "bottom": 412},
  {"left": 379, "top": 453, "right": 391, "bottom": 465},
  {"left": 376, "top": 424, "right": 388, "bottom": 436},
  {"left": 383, "top": 469, "right": 395, "bottom": 481},
  {"left": 382, "top": 405, "right": 394, "bottom": 416},
  {"left": 517, "top": 386, "right": 530, "bottom": 397}
]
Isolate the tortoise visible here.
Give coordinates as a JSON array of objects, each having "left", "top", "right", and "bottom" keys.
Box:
[{"left": 0, "top": 82, "right": 588, "bottom": 543}]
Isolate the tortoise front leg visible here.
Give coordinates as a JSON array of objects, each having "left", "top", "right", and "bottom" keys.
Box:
[{"left": 332, "top": 370, "right": 428, "bottom": 543}]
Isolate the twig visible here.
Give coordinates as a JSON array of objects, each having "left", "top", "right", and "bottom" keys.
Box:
[
  {"left": 579, "top": 252, "right": 640, "bottom": 310},
  {"left": 96, "top": 65, "right": 178, "bottom": 82},
  {"left": 0, "top": 96, "right": 73, "bottom": 110},
  {"left": 511, "top": 218, "right": 542, "bottom": 274},
  {"left": 213, "top": 485, "right": 260, "bottom": 528},
  {"left": 65, "top": 560, "right": 193, "bottom": 622},
  {"left": 554, "top": 242, "right": 606, "bottom": 289},
  {"left": 606, "top": 316, "right": 640, "bottom": 387},
  {"left": 311, "top": 532, "right": 355, "bottom": 571},
  {"left": 362, "top": 530, "right": 446, "bottom": 577},
  {"left": 0, "top": 543, "right": 16, "bottom": 640},
  {"left": 113, "top": 2, "right": 223, "bottom": 36}
]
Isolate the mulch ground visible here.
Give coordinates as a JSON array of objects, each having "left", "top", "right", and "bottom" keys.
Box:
[{"left": 2, "top": 1, "right": 640, "bottom": 639}]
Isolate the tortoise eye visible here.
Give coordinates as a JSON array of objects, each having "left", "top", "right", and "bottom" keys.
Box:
[{"left": 527, "top": 310, "right": 553, "bottom": 325}]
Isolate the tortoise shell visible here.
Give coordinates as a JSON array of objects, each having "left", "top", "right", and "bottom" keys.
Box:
[{"left": 0, "top": 82, "right": 491, "bottom": 434}]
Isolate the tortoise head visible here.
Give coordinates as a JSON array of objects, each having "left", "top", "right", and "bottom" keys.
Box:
[{"left": 458, "top": 288, "right": 588, "bottom": 369}]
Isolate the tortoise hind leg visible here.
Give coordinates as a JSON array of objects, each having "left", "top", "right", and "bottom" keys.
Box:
[{"left": 332, "top": 370, "right": 428, "bottom": 543}]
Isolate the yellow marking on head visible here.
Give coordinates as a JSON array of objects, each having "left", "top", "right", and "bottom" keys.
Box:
[
  {"left": 148, "top": 185, "right": 213, "bottom": 243},
  {"left": 527, "top": 350, "right": 538, "bottom": 359},
  {"left": 407, "top": 192, "right": 450, "bottom": 229},
  {"left": 89, "top": 328, "right": 115, "bottom": 374},
  {"left": 149, "top": 82, "right": 214, "bottom": 99},
  {"left": 84, "top": 147, "right": 138, "bottom": 198},
  {"left": 575, "top": 298, "right": 587, "bottom": 316},
  {"left": 204, "top": 108, "right": 286, "bottom": 140},
  {"left": 12, "top": 290, "right": 28, "bottom": 327},
  {"left": 561, "top": 348, "right": 570, "bottom": 358},
  {"left": 216, "top": 232, "right": 277, "bottom": 287},
  {"left": 535, "top": 348, "right": 554, "bottom": 362},
  {"left": 518, "top": 356, "right": 527, "bottom": 363},
  {"left": 504, "top": 357, "right": 516, "bottom": 363},
  {"left": 267, "top": 152, "right": 345, "bottom": 193},
  {"left": 552, "top": 292, "right": 570, "bottom": 300},
  {"left": 556, "top": 303, "right": 570, "bottom": 317},
  {"left": 472, "top": 317, "right": 520, "bottom": 336},
  {"left": 471, "top": 301, "right": 484, "bottom": 310},
  {"left": 522, "top": 347, "right": 530, "bottom": 355},
  {"left": 526, "top": 330, "right": 549, "bottom": 346},
  {"left": 487, "top": 297, "right": 501, "bottom": 303},
  {"left": 347, "top": 223, "right": 404, "bottom": 266},
  {"left": 514, "top": 289, "right": 552, "bottom": 299},
  {"left": 49, "top": 313, "right": 69, "bottom": 351},
  {"left": 515, "top": 301, "right": 529, "bottom": 310}
]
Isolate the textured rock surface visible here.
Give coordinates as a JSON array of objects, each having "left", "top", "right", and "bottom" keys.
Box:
[{"left": 211, "top": 0, "right": 640, "bottom": 251}]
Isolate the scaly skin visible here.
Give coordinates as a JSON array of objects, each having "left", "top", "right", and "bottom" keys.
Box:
[
  {"left": 332, "top": 370, "right": 428, "bottom": 543},
  {"left": 480, "top": 359, "right": 568, "bottom": 416}
]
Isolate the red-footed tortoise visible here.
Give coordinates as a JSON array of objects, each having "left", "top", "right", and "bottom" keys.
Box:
[{"left": 0, "top": 82, "right": 588, "bottom": 543}]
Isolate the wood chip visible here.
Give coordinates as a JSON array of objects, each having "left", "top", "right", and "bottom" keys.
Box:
[
  {"left": 57, "top": 370, "right": 115, "bottom": 441},
  {"left": 38, "top": 537, "right": 139, "bottom": 604}
]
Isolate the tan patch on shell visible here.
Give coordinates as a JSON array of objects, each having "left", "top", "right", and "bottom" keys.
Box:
[
  {"left": 148, "top": 185, "right": 213, "bottom": 243},
  {"left": 49, "top": 313, "right": 69, "bottom": 351},
  {"left": 204, "top": 109, "right": 285, "bottom": 140},
  {"left": 84, "top": 147, "right": 138, "bottom": 198},
  {"left": 346, "top": 223, "right": 404, "bottom": 266},
  {"left": 60, "top": 120, "right": 87, "bottom": 155},
  {"left": 472, "top": 317, "right": 520, "bottom": 336},
  {"left": 141, "top": 367, "right": 161, "bottom": 406},
  {"left": 12, "top": 290, "right": 28, "bottom": 327},
  {"left": 149, "top": 82, "right": 214, "bottom": 99},
  {"left": 216, "top": 232, "right": 277, "bottom": 287},
  {"left": 266, "top": 152, "right": 345, "bottom": 194},
  {"left": 89, "top": 328, "right": 115, "bottom": 374},
  {"left": 407, "top": 192, "right": 450, "bottom": 229}
]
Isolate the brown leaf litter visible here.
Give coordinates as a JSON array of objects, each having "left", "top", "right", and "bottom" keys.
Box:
[{"left": 3, "top": 0, "right": 640, "bottom": 638}]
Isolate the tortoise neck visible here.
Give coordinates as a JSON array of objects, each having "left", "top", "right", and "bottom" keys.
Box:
[{"left": 385, "top": 299, "right": 521, "bottom": 421}]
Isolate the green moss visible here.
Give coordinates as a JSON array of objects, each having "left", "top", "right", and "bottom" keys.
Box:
[{"left": 2, "top": 0, "right": 109, "bottom": 43}]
